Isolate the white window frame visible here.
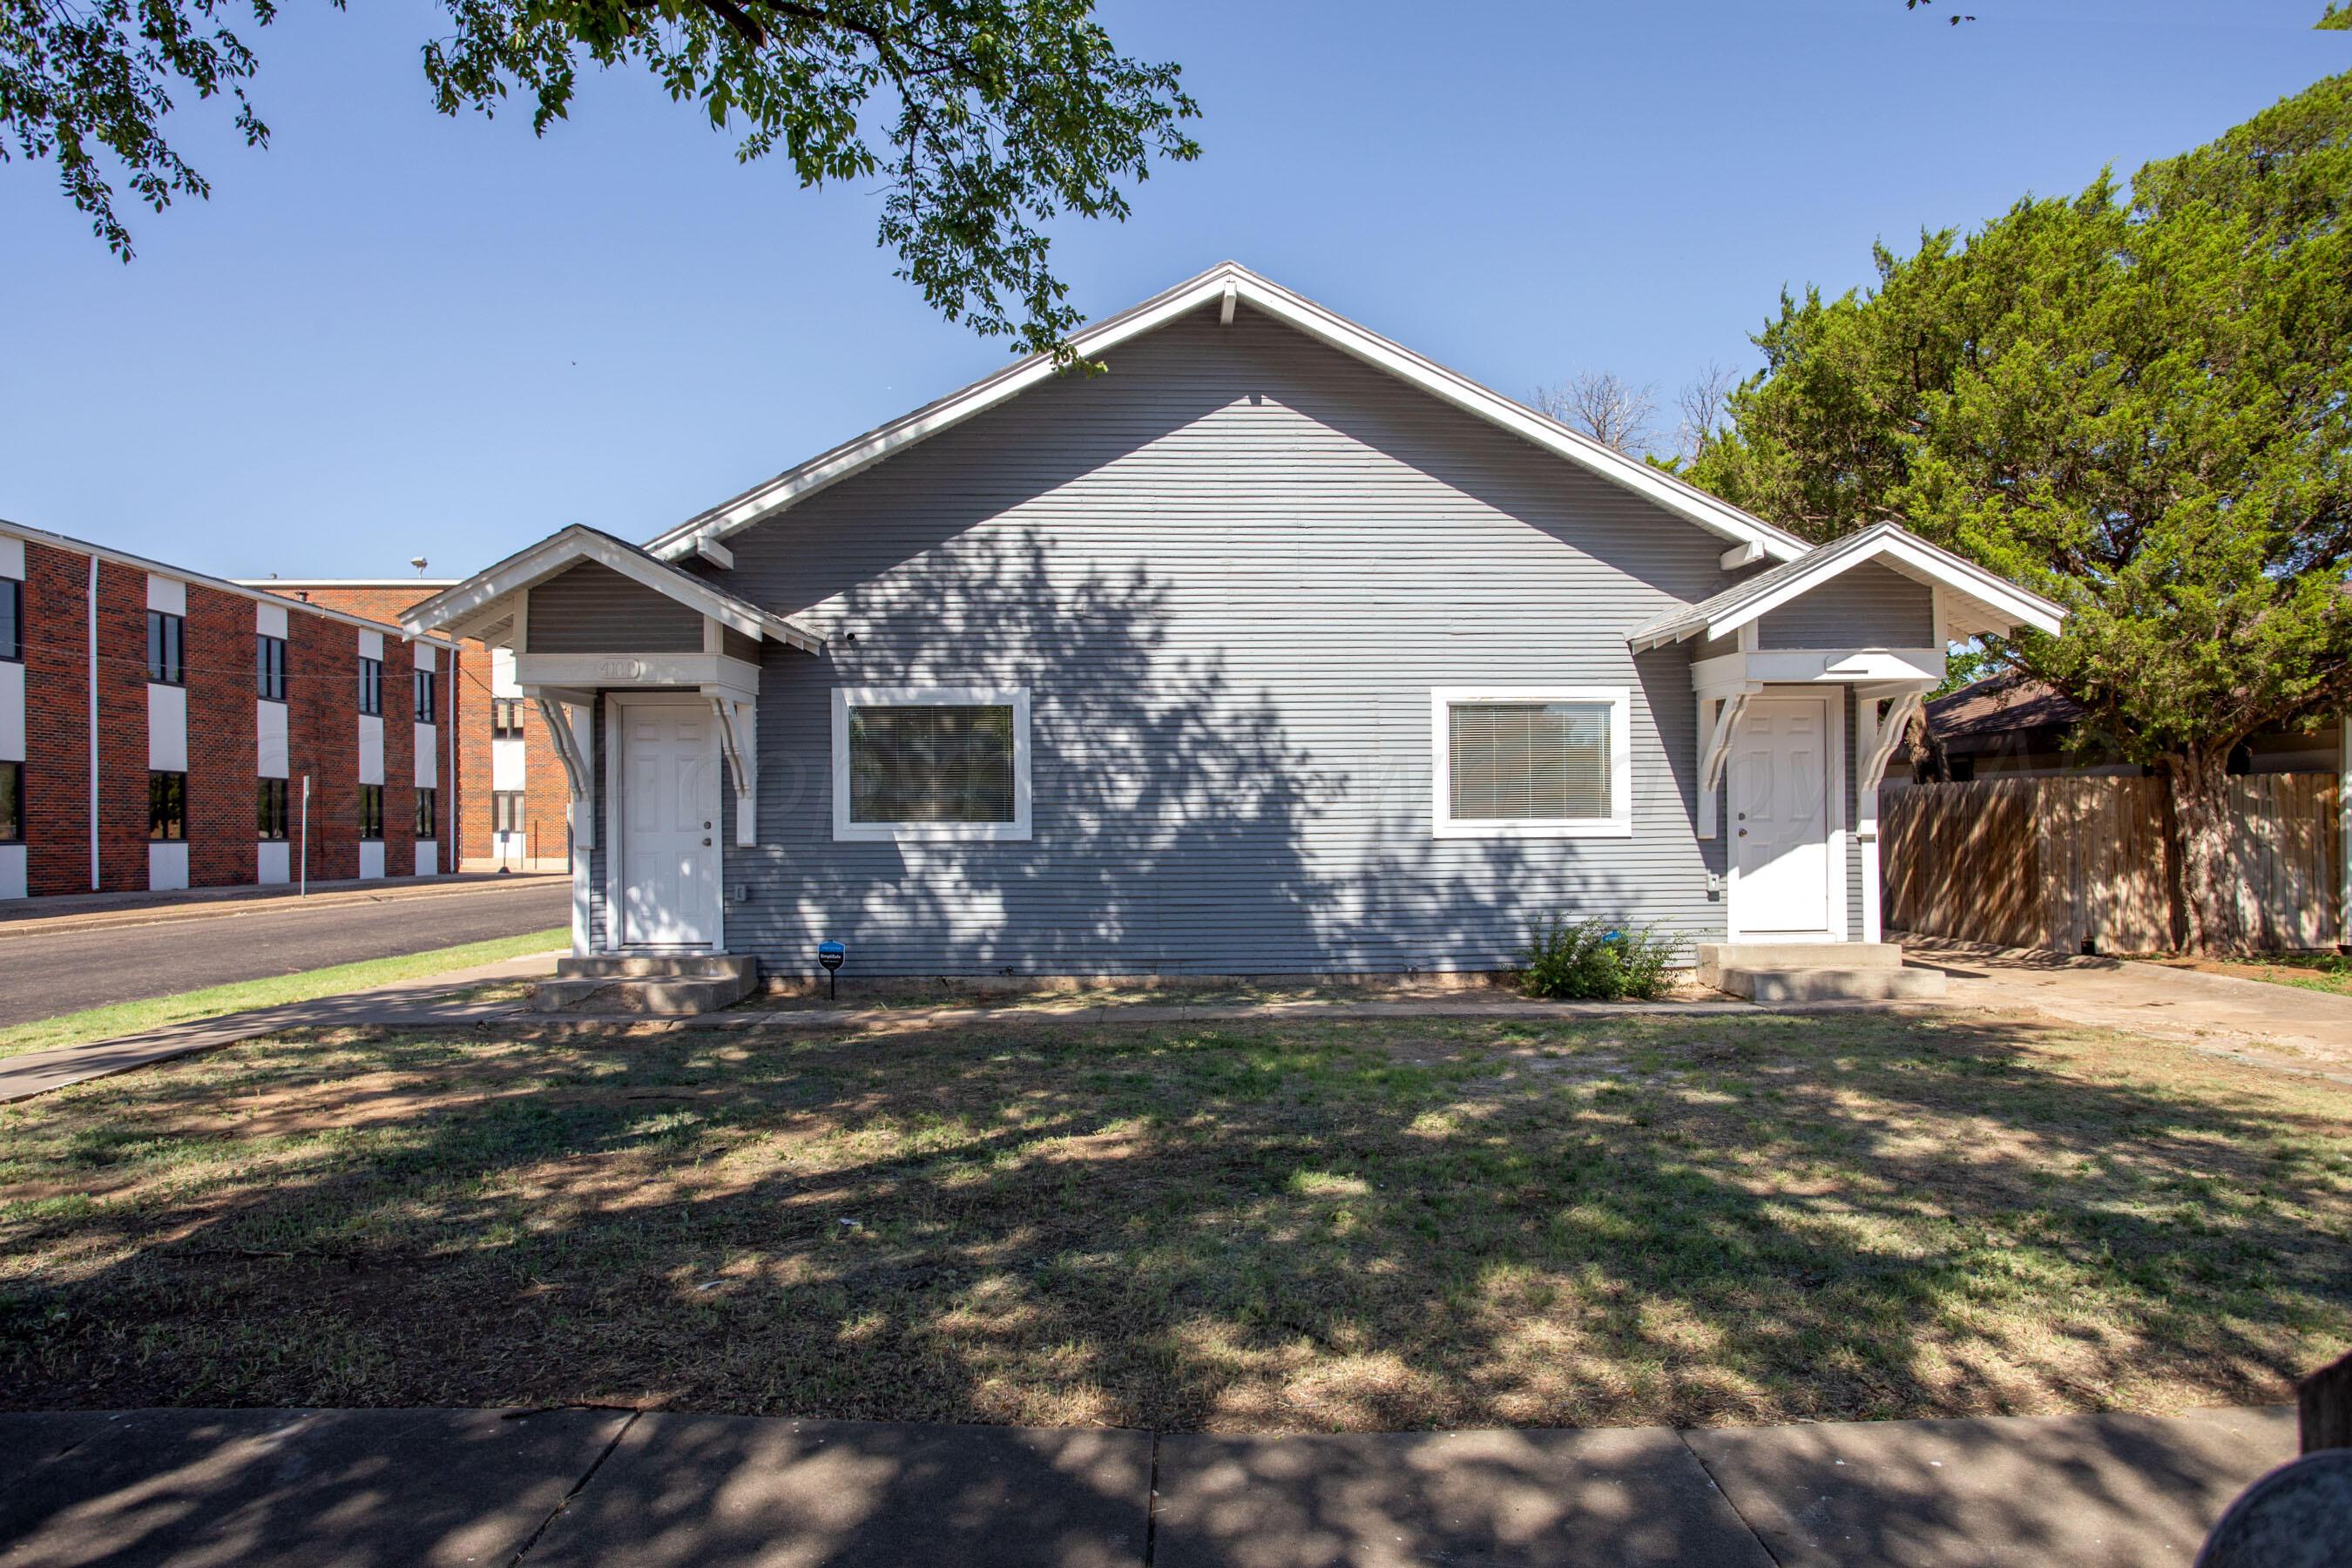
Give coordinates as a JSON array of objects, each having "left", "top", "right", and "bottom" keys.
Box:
[
  {"left": 1429, "top": 686, "right": 1634, "bottom": 840},
  {"left": 831, "top": 686, "right": 1032, "bottom": 842}
]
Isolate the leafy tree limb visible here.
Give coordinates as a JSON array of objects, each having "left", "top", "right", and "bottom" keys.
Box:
[{"left": 1, "top": 0, "right": 1200, "bottom": 357}]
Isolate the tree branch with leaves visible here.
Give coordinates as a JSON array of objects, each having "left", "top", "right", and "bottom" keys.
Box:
[{"left": 2, "top": 0, "right": 1200, "bottom": 357}]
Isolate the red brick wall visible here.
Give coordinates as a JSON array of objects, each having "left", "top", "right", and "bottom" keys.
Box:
[
  {"left": 259, "top": 584, "right": 551, "bottom": 870},
  {"left": 184, "top": 583, "right": 257, "bottom": 887},
  {"left": 23, "top": 543, "right": 91, "bottom": 896},
  {"left": 287, "top": 610, "right": 358, "bottom": 883},
  {"left": 93, "top": 560, "right": 150, "bottom": 892},
  {"left": 383, "top": 638, "right": 415, "bottom": 875}
]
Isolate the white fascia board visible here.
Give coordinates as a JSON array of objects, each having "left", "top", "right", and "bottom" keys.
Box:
[
  {"left": 1703, "top": 528, "right": 2065, "bottom": 646},
  {"left": 644, "top": 263, "right": 1813, "bottom": 566},
  {"left": 403, "top": 527, "right": 821, "bottom": 652}
]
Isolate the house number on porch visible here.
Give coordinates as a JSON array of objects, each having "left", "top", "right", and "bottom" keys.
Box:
[{"left": 598, "top": 658, "right": 649, "bottom": 681}]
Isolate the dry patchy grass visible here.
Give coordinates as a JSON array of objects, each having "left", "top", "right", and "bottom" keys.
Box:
[{"left": 2, "top": 1010, "right": 2346, "bottom": 1434}]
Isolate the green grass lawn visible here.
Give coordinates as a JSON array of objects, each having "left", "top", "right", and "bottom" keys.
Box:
[
  {"left": 2, "top": 1009, "right": 2346, "bottom": 1432},
  {"left": 2134, "top": 950, "right": 2352, "bottom": 999},
  {"left": 0, "top": 929, "right": 568, "bottom": 1058}
]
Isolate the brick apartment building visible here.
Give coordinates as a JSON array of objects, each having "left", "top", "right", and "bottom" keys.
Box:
[
  {"left": 0, "top": 520, "right": 459, "bottom": 901},
  {"left": 244, "top": 580, "right": 570, "bottom": 872}
]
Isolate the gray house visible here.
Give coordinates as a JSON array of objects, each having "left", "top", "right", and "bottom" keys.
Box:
[{"left": 406, "top": 264, "right": 2063, "bottom": 995}]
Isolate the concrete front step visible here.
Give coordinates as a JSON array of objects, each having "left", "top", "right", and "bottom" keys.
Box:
[
  {"left": 534, "top": 955, "right": 760, "bottom": 1015},
  {"left": 1695, "top": 943, "right": 1904, "bottom": 989},
  {"left": 1718, "top": 965, "right": 1948, "bottom": 1004},
  {"left": 555, "top": 954, "right": 756, "bottom": 983}
]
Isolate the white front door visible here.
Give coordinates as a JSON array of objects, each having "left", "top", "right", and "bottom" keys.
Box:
[
  {"left": 615, "top": 700, "right": 720, "bottom": 949},
  {"left": 1728, "top": 692, "right": 1841, "bottom": 940}
]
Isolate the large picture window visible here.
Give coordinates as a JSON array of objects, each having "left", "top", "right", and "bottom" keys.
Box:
[
  {"left": 831, "top": 686, "right": 1031, "bottom": 841},
  {"left": 1430, "top": 687, "right": 1632, "bottom": 839}
]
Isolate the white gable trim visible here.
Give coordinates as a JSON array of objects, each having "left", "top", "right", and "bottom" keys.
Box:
[
  {"left": 402, "top": 525, "right": 822, "bottom": 652},
  {"left": 644, "top": 263, "right": 1814, "bottom": 565},
  {"left": 1631, "top": 524, "right": 2065, "bottom": 652}
]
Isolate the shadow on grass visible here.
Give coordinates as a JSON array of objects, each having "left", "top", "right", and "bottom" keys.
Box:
[{"left": 0, "top": 1010, "right": 2344, "bottom": 1563}]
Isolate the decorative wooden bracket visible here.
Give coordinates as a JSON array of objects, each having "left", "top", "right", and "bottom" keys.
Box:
[
  {"left": 1696, "top": 689, "right": 1756, "bottom": 838},
  {"left": 531, "top": 694, "right": 594, "bottom": 849},
  {"left": 709, "top": 695, "right": 757, "bottom": 847}
]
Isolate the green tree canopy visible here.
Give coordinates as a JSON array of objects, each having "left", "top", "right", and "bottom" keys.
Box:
[
  {"left": 1688, "top": 73, "right": 2352, "bottom": 950},
  {"left": 0, "top": 0, "right": 1199, "bottom": 357}
]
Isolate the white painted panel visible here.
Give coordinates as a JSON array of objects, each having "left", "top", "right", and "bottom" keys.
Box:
[
  {"left": 148, "top": 841, "right": 188, "bottom": 892},
  {"left": 0, "top": 536, "right": 23, "bottom": 580},
  {"left": 415, "top": 644, "right": 437, "bottom": 672},
  {"left": 358, "top": 628, "right": 384, "bottom": 661},
  {"left": 148, "top": 683, "right": 187, "bottom": 772},
  {"left": 256, "top": 700, "right": 288, "bottom": 779},
  {"left": 257, "top": 840, "right": 290, "bottom": 885},
  {"left": 491, "top": 647, "right": 520, "bottom": 697},
  {"left": 414, "top": 724, "right": 437, "bottom": 787},
  {"left": 0, "top": 843, "right": 24, "bottom": 901},
  {"left": 146, "top": 575, "right": 186, "bottom": 616},
  {"left": 0, "top": 660, "right": 23, "bottom": 763},
  {"left": 256, "top": 599, "right": 288, "bottom": 639},
  {"left": 358, "top": 840, "right": 385, "bottom": 880},
  {"left": 358, "top": 713, "right": 384, "bottom": 786},
  {"left": 492, "top": 736, "right": 525, "bottom": 791},
  {"left": 415, "top": 841, "right": 439, "bottom": 877}
]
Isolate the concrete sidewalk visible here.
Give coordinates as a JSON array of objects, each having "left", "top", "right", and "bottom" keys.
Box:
[
  {"left": 0, "top": 1404, "right": 2294, "bottom": 1566},
  {"left": 0, "top": 953, "right": 558, "bottom": 1105}
]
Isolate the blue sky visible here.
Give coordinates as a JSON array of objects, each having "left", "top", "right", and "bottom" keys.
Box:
[{"left": 1, "top": 0, "right": 2342, "bottom": 578}]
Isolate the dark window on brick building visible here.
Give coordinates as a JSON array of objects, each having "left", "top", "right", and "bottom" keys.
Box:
[
  {"left": 146, "top": 611, "right": 185, "bottom": 685},
  {"left": 0, "top": 578, "right": 21, "bottom": 662},
  {"left": 256, "top": 634, "right": 287, "bottom": 701},
  {"left": 257, "top": 779, "right": 289, "bottom": 841},
  {"left": 493, "top": 791, "right": 524, "bottom": 834},
  {"left": 414, "top": 787, "right": 438, "bottom": 839},
  {"left": 358, "top": 657, "right": 382, "bottom": 717},
  {"left": 413, "top": 667, "right": 436, "bottom": 725},
  {"left": 358, "top": 783, "right": 383, "bottom": 841},
  {"left": 492, "top": 700, "right": 524, "bottom": 740},
  {"left": 0, "top": 761, "right": 20, "bottom": 842},
  {"left": 148, "top": 772, "right": 186, "bottom": 841}
]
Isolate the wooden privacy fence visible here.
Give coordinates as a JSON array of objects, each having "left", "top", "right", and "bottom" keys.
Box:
[{"left": 1882, "top": 774, "right": 2343, "bottom": 953}]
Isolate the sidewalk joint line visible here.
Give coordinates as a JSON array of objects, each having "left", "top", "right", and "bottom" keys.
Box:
[
  {"left": 1674, "top": 1427, "right": 1785, "bottom": 1567},
  {"left": 508, "top": 1409, "right": 639, "bottom": 1565},
  {"left": 1142, "top": 1429, "right": 1162, "bottom": 1566}
]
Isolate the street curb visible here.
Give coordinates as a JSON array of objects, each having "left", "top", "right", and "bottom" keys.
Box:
[{"left": 0, "top": 874, "right": 569, "bottom": 937}]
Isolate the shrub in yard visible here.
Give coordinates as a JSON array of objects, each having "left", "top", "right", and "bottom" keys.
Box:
[{"left": 1520, "top": 916, "right": 1676, "bottom": 1001}]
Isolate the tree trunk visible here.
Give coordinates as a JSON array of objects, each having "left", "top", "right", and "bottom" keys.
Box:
[{"left": 2169, "top": 747, "right": 2241, "bottom": 955}]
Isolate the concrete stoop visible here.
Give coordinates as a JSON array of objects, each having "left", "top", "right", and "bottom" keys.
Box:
[
  {"left": 1696, "top": 942, "right": 1948, "bottom": 1004},
  {"left": 531, "top": 955, "right": 759, "bottom": 1016}
]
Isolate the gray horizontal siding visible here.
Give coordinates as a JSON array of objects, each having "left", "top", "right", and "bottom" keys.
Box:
[
  {"left": 530, "top": 563, "right": 702, "bottom": 652},
  {"left": 693, "top": 302, "right": 1747, "bottom": 977},
  {"left": 1759, "top": 560, "right": 1933, "bottom": 649}
]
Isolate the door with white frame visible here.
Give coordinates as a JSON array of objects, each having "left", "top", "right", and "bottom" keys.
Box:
[
  {"left": 1727, "top": 690, "right": 1846, "bottom": 941},
  {"left": 608, "top": 695, "right": 722, "bottom": 950}
]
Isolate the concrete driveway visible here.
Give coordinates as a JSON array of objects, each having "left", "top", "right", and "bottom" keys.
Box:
[
  {"left": 1903, "top": 934, "right": 2352, "bottom": 1082},
  {"left": 0, "top": 876, "right": 571, "bottom": 1028}
]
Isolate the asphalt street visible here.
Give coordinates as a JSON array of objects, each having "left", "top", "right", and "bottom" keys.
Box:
[{"left": 0, "top": 878, "right": 571, "bottom": 1027}]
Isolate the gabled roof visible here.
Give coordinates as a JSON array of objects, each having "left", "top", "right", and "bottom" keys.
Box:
[
  {"left": 400, "top": 524, "right": 824, "bottom": 652},
  {"left": 1628, "top": 522, "right": 2068, "bottom": 651},
  {"left": 641, "top": 261, "right": 1815, "bottom": 566}
]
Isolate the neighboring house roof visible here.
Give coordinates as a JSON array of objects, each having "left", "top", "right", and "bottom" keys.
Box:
[
  {"left": 640, "top": 261, "right": 1817, "bottom": 568},
  {"left": 401, "top": 524, "right": 824, "bottom": 651},
  {"left": 1627, "top": 522, "right": 2068, "bottom": 652},
  {"left": 1925, "top": 672, "right": 2086, "bottom": 746}
]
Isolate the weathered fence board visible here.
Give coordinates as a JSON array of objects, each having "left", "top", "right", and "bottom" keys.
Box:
[{"left": 1883, "top": 773, "right": 2341, "bottom": 954}]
